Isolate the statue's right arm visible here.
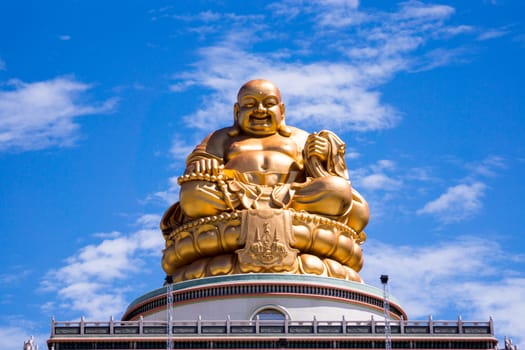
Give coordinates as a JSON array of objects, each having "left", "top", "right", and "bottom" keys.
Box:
[{"left": 184, "top": 129, "right": 229, "bottom": 176}]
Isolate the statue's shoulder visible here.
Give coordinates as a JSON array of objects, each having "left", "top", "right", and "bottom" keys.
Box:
[
  {"left": 207, "top": 127, "right": 233, "bottom": 142},
  {"left": 200, "top": 127, "right": 236, "bottom": 157},
  {"left": 289, "top": 126, "right": 309, "bottom": 136},
  {"left": 288, "top": 126, "right": 309, "bottom": 146}
]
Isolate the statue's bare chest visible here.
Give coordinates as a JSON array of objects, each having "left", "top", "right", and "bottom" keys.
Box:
[{"left": 226, "top": 136, "right": 299, "bottom": 160}]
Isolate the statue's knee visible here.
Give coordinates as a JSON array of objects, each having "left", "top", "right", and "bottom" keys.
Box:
[
  {"left": 180, "top": 184, "right": 215, "bottom": 218},
  {"left": 325, "top": 176, "right": 352, "bottom": 193},
  {"left": 293, "top": 176, "right": 352, "bottom": 216},
  {"left": 323, "top": 177, "right": 352, "bottom": 214}
]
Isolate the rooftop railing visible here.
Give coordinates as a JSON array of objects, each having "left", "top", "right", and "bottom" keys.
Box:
[{"left": 50, "top": 316, "right": 494, "bottom": 338}]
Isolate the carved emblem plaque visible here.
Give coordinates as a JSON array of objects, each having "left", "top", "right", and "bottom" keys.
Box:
[{"left": 236, "top": 209, "right": 298, "bottom": 270}]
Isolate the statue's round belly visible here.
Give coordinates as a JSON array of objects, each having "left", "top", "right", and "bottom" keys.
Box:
[{"left": 225, "top": 152, "right": 301, "bottom": 185}]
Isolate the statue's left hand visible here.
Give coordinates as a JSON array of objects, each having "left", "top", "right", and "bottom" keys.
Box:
[{"left": 305, "top": 133, "right": 330, "bottom": 162}]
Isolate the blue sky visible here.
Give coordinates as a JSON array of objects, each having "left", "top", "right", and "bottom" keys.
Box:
[{"left": 1, "top": 0, "right": 524, "bottom": 348}]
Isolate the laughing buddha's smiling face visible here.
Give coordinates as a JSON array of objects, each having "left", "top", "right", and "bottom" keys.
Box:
[{"left": 234, "top": 80, "right": 285, "bottom": 137}]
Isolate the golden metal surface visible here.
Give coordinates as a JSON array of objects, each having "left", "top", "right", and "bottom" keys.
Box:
[{"left": 162, "top": 79, "right": 370, "bottom": 283}]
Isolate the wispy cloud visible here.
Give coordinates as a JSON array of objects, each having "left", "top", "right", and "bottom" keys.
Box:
[
  {"left": 477, "top": 28, "right": 510, "bottom": 41},
  {"left": 359, "top": 173, "right": 402, "bottom": 191},
  {"left": 459, "top": 278, "right": 525, "bottom": 345},
  {"left": 347, "top": 154, "right": 511, "bottom": 225},
  {"left": 411, "top": 47, "right": 472, "bottom": 72},
  {"left": 40, "top": 215, "right": 163, "bottom": 320},
  {"left": 465, "top": 155, "right": 506, "bottom": 177},
  {"left": 170, "top": 136, "right": 196, "bottom": 161},
  {"left": 146, "top": 176, "right": 180, "bottom": 205},
  {"left": 166, "top": 0, "right": 477, "bottom": 138},
  {"left": 144, "top": 136, "right": 193, "bottom": 207},
  {"left": 348, "top": 159, "right": 404, "bottom": 218},
  {"left": 417, "top": 156, "right": 505, "bottom": 223},
  {"left": 417, "top": 182, "right": 486, "bottom": 222},
  {"left": 362, "top": 237, "right": 525, "bottom": 345},
  {"left": 173, "top": 11, "right": 264, "bottom": 24},
  {"left": 0, "top": 58, "right": 5, "bottom": 70},
  {"left": 0, "top": 76, "right": 117, "bottom": 152},
  {"left": 0, "top": 266, "right": 32, "bottom": 285}
]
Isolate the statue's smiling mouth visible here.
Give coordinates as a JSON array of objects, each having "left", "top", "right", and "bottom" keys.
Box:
[{"left": 249, "top": 114, "right": 272, "bottom": 127}]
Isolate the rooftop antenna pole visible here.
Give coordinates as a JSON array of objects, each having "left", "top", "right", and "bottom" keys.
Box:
[
  {"left": 166, "top": 276, "right": 174, "bottom": 350},
  {"left": 380, "top": 275, "right": 392, "bottom": 350}
]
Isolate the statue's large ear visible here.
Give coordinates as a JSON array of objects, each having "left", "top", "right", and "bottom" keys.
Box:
[
  {"left": 278, "top": 103, "right": 292, "bottom": 137},
  {"left": 233, "top": 102, "right": 240, "bottom": 124},
  {"left": 228, "top": 102, "right": 241, "bottom": 137}
]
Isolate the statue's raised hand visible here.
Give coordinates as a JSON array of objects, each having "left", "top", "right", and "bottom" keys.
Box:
[{"left": 305, "top": 133, "right": 330, "bottom": 162}]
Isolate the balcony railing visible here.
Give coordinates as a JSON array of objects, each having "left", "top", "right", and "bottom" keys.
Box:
[{"left": 50, "top": 316, "right": 494, "bottom": 338}]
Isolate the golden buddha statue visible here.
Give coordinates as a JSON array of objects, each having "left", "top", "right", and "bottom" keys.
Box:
[{"left": 161, "top": 79, "right": 369, "bottom": 283}]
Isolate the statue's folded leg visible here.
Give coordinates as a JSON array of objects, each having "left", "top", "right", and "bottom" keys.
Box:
[
  {"left": 180, "top": 181, "right": 236, "bottom": 218},
  {"left": 291, "top": 176, "right": 352, "bottom": 217},
  {"left": 348, "top": 189, "right": 369, "bottom": 233}
]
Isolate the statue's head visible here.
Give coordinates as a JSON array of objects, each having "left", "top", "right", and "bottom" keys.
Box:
[{"left": 231, "top": 79, "right": 291, "bottom": 137}]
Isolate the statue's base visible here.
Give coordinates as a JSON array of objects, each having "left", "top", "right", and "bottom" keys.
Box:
[{"left": 161, "top": 209, "right": 366, "bottom": 283}]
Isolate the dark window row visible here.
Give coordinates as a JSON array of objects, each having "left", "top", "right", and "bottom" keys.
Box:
[{"left": 50, "top": 339, "right": 497, "bottom": 349}]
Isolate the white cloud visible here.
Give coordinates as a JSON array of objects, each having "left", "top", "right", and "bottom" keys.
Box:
[
  {"left": 439, "top": 24, "right": 476, "bottom": 37},
  {"left": 40, "top": 215, "right": 164, "bottom": 320},
  {"left": 361, "top": 237, "right": 525, "bottom": 347},
  {"left": 363, "top": 237, "right": 495, "bottom": 315},
  {"left": 406, "top": 166, "right": 436, "bottom": 182},
  {"left": 359, "top": 173, "right": 402, "bottom": 191},
  {"left": 312, "top": 1, "right": 460, "bottom": 63},
  {"left": 411, "top": 47, "right": 472, "bottom": 72},
  {"left": 0, "top": 58, "right": 5, "bottom": 70},
  {"left": 465, "top": 155, "right": 506, "bottom": 178},
  {"left": 459, "top": 278, "right": 525, "bottom": 346},
  {"left": 350, "top": 160, "right": 402, "bottom": 191},
  {"left": 0, "top": 266, "right": 31, "bottom": 285},
  {"left": 173, "top": 11, "right": 264, "bottom": 24},
  {"left": 59, "top": 35, "right": 71, "bottom": 41},
  {"left": 314, "top": 2, "right": 365, "bottom": 28},
  {"left": 92, "top": 231, "right": 121, "bottom": 239},
  {"left": 347, "top": 160, "right": 406, "bottom": 219},
  {"left": 0, "top": 76, "right": 117, "bottom": 152},
  {"left": 395, "top": 1, "right": 454, "bottom": 21},
  {"left": 349, "top": 156, "right": 505, "bottom": 224},
  {"left": 373, "top": 159, "right": 397, "bottom": 171},
  {"left": 169, "top": 0, "right": 478, "bottom": 136},
  {"left": 136, "top": 213, "right": 163, "bottom": 229},
  {"left": 171, "top": 136, "right": 197, "bottom": 161},
  {"left": 147, "top": 176, "right": 180, "bottom": 205},
  {"left": 346, "top": 151, "right": 361, "bottom": 160},
  {"left": 417, "top": 182, "right": 486, "bottom": 223},
  {"left": 477, "top": 29, "right": 510, "bottom": 41},
  {"left": 174, "top": 57, "right": 400, "bottom": 133}
]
